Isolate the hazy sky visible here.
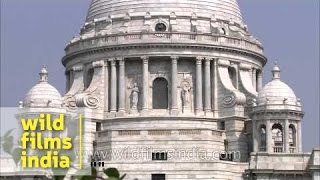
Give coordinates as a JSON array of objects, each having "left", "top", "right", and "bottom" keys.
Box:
[{"left": 1, "top": 0, "right": 319, "bottom": 151}]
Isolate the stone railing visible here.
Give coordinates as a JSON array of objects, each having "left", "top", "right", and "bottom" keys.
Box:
[
  {"left": 96, "top": 129, "right": 224, "bottom": 142},
  {"left": 65, "top": 32, "right": 264, "bottom": 55},
  {"left": 273, "top": 146, "right": 283, "bottom": 153},
  {"left": 289, "top": 147, "right": 296, "bottom": 153}
]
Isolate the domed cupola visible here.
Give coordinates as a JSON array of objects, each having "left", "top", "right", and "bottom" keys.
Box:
[
  {"left": 22, "top": 66, "right": 63, "bottom": 108},
  {"left": 251, "top": 63, "right": 304, "bottom": 154},
  {"left": 255, "top": 64, "right": 302, "bottom": 111}
]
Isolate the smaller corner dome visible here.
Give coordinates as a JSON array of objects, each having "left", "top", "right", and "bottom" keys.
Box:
[
  {"left": 23, "top": 66, "right": 63, "bottom": 108},
  {"left": 257, "top": 64, "right": 299, "bottom": 106}
]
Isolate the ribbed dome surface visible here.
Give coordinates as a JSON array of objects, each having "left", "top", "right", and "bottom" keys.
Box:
[
  {"left": 24, "top": 82, "right": 63, "bottom": 108},
  {"left": 23, "top": 67, "right": 63, "bottom": 108},
  {"left": 257, "top": 65, "right": 298, "bottom": 106},
  {"left": 86, "top": 0, "right": 243, "bottom": 22},
  {"left": 257, "top": 79, "right": 296, "bottom": 105}
]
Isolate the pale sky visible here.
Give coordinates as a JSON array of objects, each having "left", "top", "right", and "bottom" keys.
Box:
[{"left": 1, "top": 0, "right": 319, "bottom": 151}]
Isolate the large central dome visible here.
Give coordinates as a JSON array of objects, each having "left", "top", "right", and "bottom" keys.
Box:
[{"left": 86, "top": 0, "right": 243, "bottom": 23}]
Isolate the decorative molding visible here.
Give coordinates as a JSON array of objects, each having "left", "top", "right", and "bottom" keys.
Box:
[
  {"left": 217, "top": 59, "right": 230, "bottom": 67},
  {"left": 63, "top": 43, "right": 266, "bottom": 66},
  {"left": 196, "top": 56, "right": 203, "bottom": 64},
  {"left": 141, "top": 56, "right": 149, "bottom": 64},
  {"left": 223, "top": 94, "right": 236, "bottom": 107},
  {"left": 92, "top": 60, "right": 105, "bottom": 68},
  {"left": 239, "top": 63, "right": 252, "bottom": 70},
  {"left": 72, "top": 64, "right": 84, "bottom": 72},
  {"left": 75, "top": 93, "right": 99, "bottom": 109}
]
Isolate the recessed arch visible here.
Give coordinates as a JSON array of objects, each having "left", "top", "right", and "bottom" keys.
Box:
[
  {"left": 228, "top": 66, "right": 237, "bottom": 89},
  {"left": 289, "top": 124, "right": 297, "bottom": 152},
  {"left": 152, "top": 77, "right": 169, "bottom": 109},
  {"left": 272, "top": 123, "right": 283, "bottom": 153},
  {"left": 85, "top": 68, "right": 94, "bottom": 89},
  {"left": 259, "top": 124, "right": 267, "bottom": 152}
]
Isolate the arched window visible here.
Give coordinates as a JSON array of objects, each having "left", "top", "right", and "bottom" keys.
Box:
[
  {"left": 259, "top": 125, "right": 266, "bottom": 152},
  {"left": 85, "top": 68, "right": 94, "bottom": 89},
  {"left": 228, "top": 67, "right": 237, "bottom": 89},
  {"left": 289, "top": 124, "right": 296, "bottom": 153},
  {"left": 272, "top": 123, "right": 283, "bottom": 153},
  {"left": 152, "top": 78, "right": 168, "bottom": 109}
]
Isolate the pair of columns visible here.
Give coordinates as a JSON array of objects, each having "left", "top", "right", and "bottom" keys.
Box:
[
  {"left": 156, "top": 56, "right": 213, "bottom": 114},
  {"left": 196, "top": 57, "right": 212, "bottom": 113},
  {"left": 252, "top": 68, "right": 263, "bottom": 92},
  {"left": 107, "top": 58, "right": 125, "bottom": 113},
  {"left": 105, "top": 56, "right": 151, "bottom": 113},
  {"left": 142, "top": 56, "right": 211, "bottom": 113},
  {"left": 106, "top": 56, "right": 213, "bottom": 114}
]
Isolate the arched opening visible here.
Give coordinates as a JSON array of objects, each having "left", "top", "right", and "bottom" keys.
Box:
[
  {"left": 289, "top": 124, "right": 297, "bottom": 153},
  {"left": 65, "top": 71, "right": 72, "bottom": 91},
  {"left": 152, "top": 77, "right": 168, "bottom": 109},
  {"left": 85, "top": 68, "right": 94, "bottom": 89},
  {"left": 228, "top": 67, "right": 237, "bottom": 89},
  {"left": 272, "top": 123, "right": 283, "bottom": 153},
  {"left": 259, "top": 124, "right": 267, "bottom": 152}
]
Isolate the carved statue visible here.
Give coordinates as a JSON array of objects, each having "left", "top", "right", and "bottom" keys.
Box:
[
  {"left": 131, "top": 83, "right": 139, "bottom": 110},
  {"left": 181, "top": 83, "right": 191, "bottom": 107}
]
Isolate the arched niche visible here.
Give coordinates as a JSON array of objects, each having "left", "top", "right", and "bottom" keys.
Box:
[
  {"left": 259, "top": 124, "right": 267, "bottom": 152},
  {"left": 152, "top": 77, "right": 169, "bottom": 109}
]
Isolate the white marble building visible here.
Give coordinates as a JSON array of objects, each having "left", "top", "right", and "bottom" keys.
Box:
[{"left": 1, "top": 0, "right": 319, "bottom": 180}]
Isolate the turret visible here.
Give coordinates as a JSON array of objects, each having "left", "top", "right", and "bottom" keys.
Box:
[{"left": 251, "top": 64, "right": 304, "bottom": 153}]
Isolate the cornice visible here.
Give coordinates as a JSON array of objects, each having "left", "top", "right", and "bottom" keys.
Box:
[{"left": 62, "top": 43, "right": 267, "bottom": 67}]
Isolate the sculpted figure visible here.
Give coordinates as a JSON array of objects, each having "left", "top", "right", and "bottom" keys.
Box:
[
  {"left": 131, "top": 83, "right": 139, "bottom": 110},
  {"left": 181, "top": 84, "right": 191, "bottom": 107}
]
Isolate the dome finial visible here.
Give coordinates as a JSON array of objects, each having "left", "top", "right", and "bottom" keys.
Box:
[
  {"left": 272, "top": 62, "right": 281, "bottom": 80},
  {"left": 39, "top": 65, "right": 48, "bottom": 82}
]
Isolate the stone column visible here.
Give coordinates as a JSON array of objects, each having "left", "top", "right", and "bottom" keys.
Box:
[
  {"left": 251, "top": 120, "right": 258, "bottom": 152},
  {"left": 104, "top": 61, "right": 109, "bottom": 114},
  {"left": 110, "top": 59, "right": 117, "bottom": 113},
  {"left": 266, "top": 121, "right": 272, "bottom": 153},
  {"left": 142, "top": 56, "right": 149, "bottom": 113},
  {"left": 252, "top": 120, "right": 258, "bottom": 152},
  {"left": 171, "top": 56, "right": 178, "bottom": 115},
  {"left": 257, "top": 70, "right": 263, "bottom": 91},
  {"left": 118, "top": 58, "right": 125, "bottom": 113},
  {"left": 297, "top": 122, "right": 302, "bottom": 152},
  {"left": 204, "top": 57, "right": 211, "bottom": 113},
  {"left": 66, "top": 70, "right": 70, "bottom": 92},
  {"left": 195, "top": 57, "right": 203, "bottom": 114},
  {"left": 212, "top": 58, "right": 218, "bottom": 117},
  {"left": 252, "top": 68, "right": 257, "bottom": 91},
  {"left": 284, "top": 119, "right": 290, "bottom": 153}
]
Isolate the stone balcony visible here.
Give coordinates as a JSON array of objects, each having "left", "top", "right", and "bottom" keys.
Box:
[{"left": 64, "top": 32, "right": 264, "bottom": 58}]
